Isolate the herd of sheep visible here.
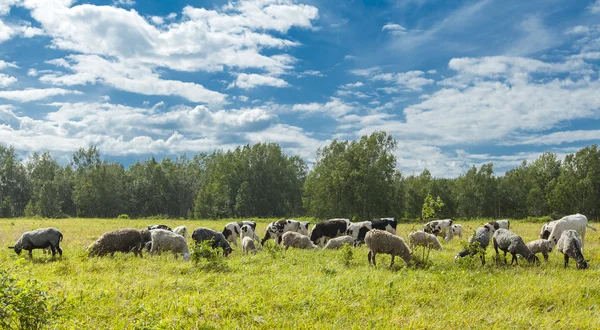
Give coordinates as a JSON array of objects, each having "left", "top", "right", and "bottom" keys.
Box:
[{"left": 7, "top": 213, "right": 596, "bottom": 269}]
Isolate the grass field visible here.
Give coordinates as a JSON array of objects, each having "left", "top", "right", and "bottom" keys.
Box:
[{"left": 1, "top": 218, "right": 599, "bottom": 329}]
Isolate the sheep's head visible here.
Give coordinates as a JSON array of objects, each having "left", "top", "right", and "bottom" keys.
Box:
[
  {"left": 577, "top": 260, "right": 589, "bottom": 270},
  {"left": 528, "top": 254, "right": 540, "bottom": 265},
  {"left": 8, "top": 245, "right": 21, "bottom": 255}
]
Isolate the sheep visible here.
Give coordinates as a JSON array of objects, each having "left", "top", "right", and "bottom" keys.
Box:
[
  {"left": 454, "top": 222, "right": 497, "bottom": 265},
  {"left": 323, "top": 235, "right": 355, "bottom": 250},
  {"left": 148, "top": 224, "right": 172, "bottom": 231},
  {"left": 149, "top": 229, "right": 190, "bottom": 261},
  {"left": 424, "top": 219, "right": 453, "bottom": 242},
  {"left": 139, "top": 229, "right": 152, "bottom": 252},
  {"left": 222, "top": 221, "right": 257, "bottom": 246},
  {"left": 365, "top": 229, "right": 412, "bottom": 267},
  {"left": 281, "top": 231, "right": 318, "bottom": 250},
  {"left": 87, "top": 228, "right": 143, "bottom": 258},
  {"left": 492, "top": 229, "right": 539, "bottom": 265},
  {"left": 261, "top": 219, "right": 309, "bottom": 245},
  {"left": 557, "top": 230, "right": 589, "bottom": 269},
  {"left": 547, "top": 214, "right": 597, "bottom": 248},
  {"left": 526, "top": 239, "right": 553, "bottom": 262},
  {"left": 407, "top": 231, "right": 442, "bottom": 250},
  {"left": 539, "top": 220, "right": 559, "bottom": 239},
  {"left": 496, "top": 220, "right": 510, "bottom": 230},
  {"left": 191, "top": 227, "right": 233, "bottom": 256},
  {"left": 173, "top": 226, "right": 188, "bottom": 240},
  {"left": 242, "top": 237, "right": 258, "bottom": 254},
  {"left": 450, "top": 224, "right": 463, "bottom": 239},
  {"left": 9, "top": 227, "right": 63, "bottom": 258},
  {"left": 240, "top": 224, "right": 260, "bottom": 243}
]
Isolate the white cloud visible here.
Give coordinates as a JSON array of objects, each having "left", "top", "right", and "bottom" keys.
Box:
[
  {"left": 0, "top": 17, "right": 15, "bottom": 42},
  {"left": 590, "top": 0, "right": 600, "bottom": 14},
  {"left": 41, "top": 55, "right": 226, "bottom": 105},
  {"left": 341, "top": 82, "right": 363, "bottom": 88},
  {"left": 113, "top": 0, "right": 135, "bottom": 7},
  {"left": 292, "top": 97, "right": 353, "bottom": 117},
  {"left": 228, "top": 73, "right": 290, "bottom": 89},
  {"left": 27, "top": 68, "right": 38, "bottom": 76},
  {"left": 382, "top": 23, "right": 407, "bottom": 35},
  {"left": 0, "top": 0, "right": 19, "bottom": 15},
  {"left": 0, "top": 73, "right": 16, "bottom": 87},
  {"left": 0, "top": 88, "right": 82, "bottom": 102},
  {"left": 350, "top": 67, "right": 381, "bottom": 77},
  {"left": 296, "top": 70, "right": 324, "bottom": 78},
  {"left": 505, "top": 130, "right": 600, "bottom": 146}
]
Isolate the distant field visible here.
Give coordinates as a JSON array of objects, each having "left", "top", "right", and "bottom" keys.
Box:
[{"left": 1, "top": 218, "right": 599, "bottom": 329}]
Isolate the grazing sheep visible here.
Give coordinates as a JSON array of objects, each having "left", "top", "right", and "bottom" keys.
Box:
[
  {"left": 526, "top": 239, "right": 553, "bottom": 262},
  {"left": 240, "top": 224, "right": 260, "bottom": 242},
  {"left": 408, "top": 231, "right": 442, "bottom": 250},
  {"left": 548, "top": 214, "right": 597, "bottom": 248},
  {"left": 9, "top": 228, "right": 63, "bottom": 258},
  {"left": 173, "top": 226, "right": 188, "bottom": 239},
  {"left": 450, "top": 224, "right": 463, "bottom": 239},
  {"left": 242, "top": 237, "right": 258, "bottom": 254},
  {"left": 454, "top": 223, "right": 497, "bottom": 265},
  {"left": 424, "top": 219, "right": 453, "bottom": 242},
  {"left": 191, "top": 227, "right": 232, "bottom": 256},
  {"left": 365, "top": 229, "right": 412, "bottom": 267},
  {"left": 148, "top": 224, "right": 172, "bottom": 231},
  {"left": 149, "top": 229, "right": 190, "bottom": 261},
  {"left": 492, "top": 229, "right": 539, "bottom": 265},
  {"left": 557, "top": 230, "right": 589, "bottom": 269},
  {"left": 139, "top": 229, "right": 152, "bottom": 252},
  {"left": 495, "top": 220, "right": 510, "bottom": 230},
  {"left": 281, "top": 231, "right": 318, "bottom": 250},
  {"left": 323, "top": 236, "right": 355, "bottom": 250},
  {"left": 87, "top": 228, "right": 143, "bottom": 258}
]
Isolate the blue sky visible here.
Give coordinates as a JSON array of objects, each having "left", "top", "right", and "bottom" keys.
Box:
[{"left": 1, "top": 0, "right": 600, "bottom": 177}]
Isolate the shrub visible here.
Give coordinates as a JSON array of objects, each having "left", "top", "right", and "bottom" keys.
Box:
[
  {"left": 0, "top": 268, "right": 61, "bottom": 330},
  {"left": 263, "top": 240, "right": 284, "bottom": 259},
  {"left": 117, "top": 214, "right": 130, "bottom": 219},
  {"left": 191, "top": 240, "right": 228, "bottom": 272},
  {"left": 340, "top": 243, "right": 354, "bottom": 267}
]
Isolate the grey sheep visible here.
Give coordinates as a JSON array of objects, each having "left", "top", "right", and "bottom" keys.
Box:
[
  {"left": 191, "top": 227, "right": 233, "bottom": 256},
  {"left": 10, "top": 227, "right": 63, "bottom": 258},
  {"left": 323, "top": 235, "right": 355, "bottom": 250},
  {"left": 557, "top": 230, "right": 589, "bottom": 269},
  {"left": 526, "top": 239, "right": 553, "bottom": 262},
  {"left": 140, "top": 229, "right": 152, "bottom": 252},
  {"left": 365, "top": 229, "right": 412, "bottom": 267},
  {"left": 281, "top": 231, "right": 318, "bottom": 250},
  {"left": 87, "top": 228, "right": 143, "bottom": 258},
  {"left": 455, "top": 223, "right": 497, "bottom": 265},
  {"left": 408, "top": 231, "right": 442, "bottom": 250},
  {"left": 242, "top": 237, "right": 258, "bottom": 254},
  {"left": 150, "top": 229, "right": 190, "bottom": 261},
  {"left": 492, "top": 229, "right": 539, "bottom": 265}
]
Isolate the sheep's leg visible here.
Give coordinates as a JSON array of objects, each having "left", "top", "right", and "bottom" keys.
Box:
[
  {"left": 390, "top": 255, "right": 395, "bottom": 267},
  {"left": 542, "top": 251, "right": 549, "bottom": 262},
  {"left": 493, "top": 239, "right": 500, "bottom": 265},
  {"left": 511, "top": 253, "right": 518, "bottom": 265},
  {"left": 28, "top": 249, "right": 33, "bottom": 258},
  {"left": 50, "top": 246, "right": 57, "bottom": 257},
  {"left": 55, "top": 244, "right": 63, "bottom": 256},
  {"left": 480, "top": 253, "right": 485, "bottom": 265},
  {"left": 564, "top": 254, "right": 569, "bottom": 268}
]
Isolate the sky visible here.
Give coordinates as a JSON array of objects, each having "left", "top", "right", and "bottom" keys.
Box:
[{"left": 1, "top": 0, "right": 600, "bottom": 177}]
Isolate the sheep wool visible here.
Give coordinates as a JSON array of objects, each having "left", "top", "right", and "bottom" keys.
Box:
[
  {"left": 87, "top": 228, "right": 143, "bottom": 258},
  {"left": 173, "top": 226, "right": 188, "bottom": 240},
  {"left": 492, "top": 229, "right": 538, "bottom": 265},
  {"left": 323, "top": 235, "right": 355, "bottom": 250},
  {"left": 12, "top": 227, "right": 63, "bottom": 258},
  {"left": 557, "top": 230, "right": 588, "bottom": 269},
  {"left": 526, "top": 239, "right": 553, "bottom": 262},
  {"left": 150, "top": 229, "right": 190, "bottom": 261},
  {"left": 281, "top": 231, "right": 318, "bottom": 250},
  {"left": 365, "top": 229, "right": 411, "bottom": 267},
  {"left": 408, "top": 231, "right": 442, "bottom": 250},
  {"left": 454, "top": 223, "right": 497, "bottom": 265},
  {"left": 242, "top": 237, "right": 258, "bottom": 254},
  {"left": 191, "top": 227, "right": 233, "bottom": 256}
]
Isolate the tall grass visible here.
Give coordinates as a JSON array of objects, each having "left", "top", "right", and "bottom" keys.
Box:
[{"left": 0, "top": 218, "right": 599, "bottom": 329}]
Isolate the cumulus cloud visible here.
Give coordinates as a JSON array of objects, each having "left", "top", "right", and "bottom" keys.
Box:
[
  {"left": 292, "top": 97, "right": 354, "bottom": 117},
  {"left": 0, "top": 88, "right": 82, "bottom": 102},
  {"left": 382, "top": 23, "right": 408, "bottom": 35},
  {"left": 228, "top": 73, "right": 290, "bottom": 89}
]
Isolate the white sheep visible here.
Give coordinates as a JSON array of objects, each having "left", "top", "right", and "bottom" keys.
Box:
[
  {"left": 150, "top": 229, "right": 190, "bottom": 261},
  {"left": 323, "top": 236, "right": 355, "bottom": 250},
  {"left": 526, "top": 239, "right": 553, "bottom": 262},
  {"left": 495, "top": 220, "right": 510, "bottom": 230},
  {"left": 281, "top": 231, "right": 318, "bottom": 250},
  {"left": 240, "top": 224, "right": 260, "bottom": 242},
  {"left": 446, "top": 224, "right": 463, "bottom": 241},
  {"left": 365, "top": 229, "right": 412, "bottom": 267},
  {"left": 173, "top": 226, "right": 188, "bottom": 240},
  {"left": 242, "top": 237, "right": 258, "bottom": 254},
  {"left": 547, "top": 214, "right": 597, "bottom": 248},
  {"left": 557, "top": 230, "right": 589, "bottom": 269},
  {"left": 408, "top": 231, "right": 442, "bottom": 250}
]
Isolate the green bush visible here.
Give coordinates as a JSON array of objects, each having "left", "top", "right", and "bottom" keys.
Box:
[
  {"left": 117, "top": 214, "right": 130, "bottom": 219},
  {"left": 0, "top": 268, "right": 61, "bottom": 330},
  {"left": 191, "top": 240, "right": 228, "bottom": 272},
  {"left": 340, "top": 243, "right": 354, "bottom": 267}
]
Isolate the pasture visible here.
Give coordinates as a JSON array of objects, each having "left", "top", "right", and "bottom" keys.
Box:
[{"left": 1, "top": 218, "right": 600, "bottom": 329}]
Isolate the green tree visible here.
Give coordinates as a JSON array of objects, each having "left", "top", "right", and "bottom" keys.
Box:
[{"left": 421, "top": 193, "right": 445, "bottom": 221}]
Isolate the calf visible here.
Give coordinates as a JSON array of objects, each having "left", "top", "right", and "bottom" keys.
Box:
[
  {"left": 222, "top": 221, "right": 257, "bottom": 246},
  {"left": 310, "top": 219, "right": 350, "bottom": 246},
  {"left": 424, "top": 219, "right": 453, "bottom": 242},
  {"left": 261, "top": 219, "right": 309, "bottom": 245},
  {"left": 148, "top": 224, "right": 172, "bottom": 231}
]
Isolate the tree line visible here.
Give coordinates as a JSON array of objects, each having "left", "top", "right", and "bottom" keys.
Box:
[{"left": 1, "top": 131, "right": 599, "bottom": 220}]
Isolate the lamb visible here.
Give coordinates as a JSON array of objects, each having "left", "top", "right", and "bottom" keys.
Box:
[
  {"left": 407, "top": 231, "right": 442, "bottom": 250},
  {"left": 173, "top": 226, "right": 188, "bottom": 239},
  {"left": 281, "top": 231, "right": 318, "bottom": 250},
  {"left": 191, "top": 227, "right": 233, "bottom": 256},
  {"left": 87, "top": 228, "right": 143, "bottom": 258},
  {"left": 526, "top": 239, "right": 553, "bottom": 262},
  {"left": 557, "top": 230, "right": 589, "bottom": 269},
  {"left": 424, "top": 219, "right": 453, "bottom": 242},
  {"left": 242, "top": 236, "right": 258, "bottom": 254},
  {"left": 365, "top": 229, "right": 412, "bottom": 267},
  {"left": 149, "top": 229, "right": 190, "bottom": 261},
  {"left": 547, "top": 214, "right": 597, "bottom": 248},
  {"left": 492, "top": 229, "right": 539, "bottom": 265},
  {"left": 323, "top": 235, "right": 355, "bottom": 250},
  {"left": 9, "top": 227, "right": 63, "bottom": 258},
  {"left": 240, "top": 224, "right": 260, "bottom": 242},
  {"left": 454, "top": 222, "right": 498, "bottom": 265}
]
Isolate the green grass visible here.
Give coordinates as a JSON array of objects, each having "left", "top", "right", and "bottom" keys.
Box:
[{"left": 1, "top": 218, "right": 599, "bottom": 329}]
